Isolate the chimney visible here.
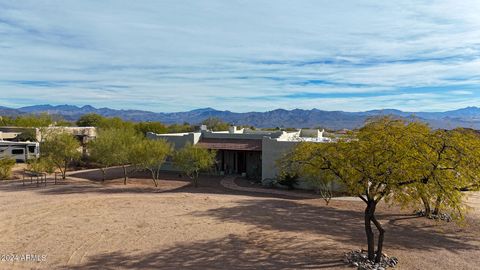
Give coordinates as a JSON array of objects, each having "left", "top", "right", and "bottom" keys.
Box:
[
  {"left": 319, "top": 129, "right": 325, "bottom": 139},
  {"left": 200, "top": 125, "right": 208, "bottom": 131},
  {"left": 229, "top": 126, "right": 237, "bottom": 134}
]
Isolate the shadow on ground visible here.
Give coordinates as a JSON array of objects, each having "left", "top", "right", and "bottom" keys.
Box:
[
  {"left": 67, "top": 232, "right": 346, "bottom": 270},
  {"left": 66, "top": 199, "right": 480, "bottom": 270},
  {"left": 190, "top": 199, "right": 480, "bottom": 253},
  {"left": 0, "top": 168, "right": 314, "bottom": 200}
]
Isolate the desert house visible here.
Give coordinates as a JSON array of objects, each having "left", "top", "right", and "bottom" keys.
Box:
[{"left": 147, "top": 125, "right": 331, "bottom": 181}]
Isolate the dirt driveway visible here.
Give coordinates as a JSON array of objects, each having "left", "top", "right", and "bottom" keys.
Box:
[{"left": 0, "top": 172, "right": 478, "bottom": 270}]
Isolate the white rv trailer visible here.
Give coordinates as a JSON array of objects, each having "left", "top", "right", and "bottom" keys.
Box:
[{"left": 0, "top": 141, "right": 40, "bottom": 163}]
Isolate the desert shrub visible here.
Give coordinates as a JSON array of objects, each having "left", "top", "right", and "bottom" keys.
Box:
[
  {"left": 28, "top": 158, "right": 55, "bottom": 174},
  {"left": 0, "top": 157, "right": 16, "bottom": 179},
  {"left": 277, "top": 173, "right": 299, "bottom": 190}
]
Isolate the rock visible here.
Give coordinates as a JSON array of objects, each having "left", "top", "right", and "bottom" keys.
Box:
[{"left": 344, "top": 250, "right": 399, "bottom": 269}]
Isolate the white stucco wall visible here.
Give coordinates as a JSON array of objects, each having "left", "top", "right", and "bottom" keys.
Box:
[{"left": 261, "top": 137, "right": 299, "bottom": 180}]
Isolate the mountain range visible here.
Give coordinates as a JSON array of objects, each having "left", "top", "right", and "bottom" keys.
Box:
[{"left": 2, "top": 104, "right": 480, "bottom": 130}]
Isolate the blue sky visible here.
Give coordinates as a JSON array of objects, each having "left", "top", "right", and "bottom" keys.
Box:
[{"left": 0, "top": 0, "right": 480, "bottom": 112}]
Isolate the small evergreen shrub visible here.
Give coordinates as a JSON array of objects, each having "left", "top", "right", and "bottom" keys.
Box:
[{"left": 0, "top": 157, "right": 16, "bottom": 179}]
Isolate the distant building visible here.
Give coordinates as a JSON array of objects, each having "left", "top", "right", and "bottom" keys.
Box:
[
  {"left": 0, "top": 126, "right": 96, "bottom": 143},
  {"left": 35, "top": 127, "right": 96, "bottom": 145},
  {"left": 0, "top": 126, "right": 97, "bottom": 157},
  {"left": 147, "top": 126, "right": 331, "bottom": 180}
]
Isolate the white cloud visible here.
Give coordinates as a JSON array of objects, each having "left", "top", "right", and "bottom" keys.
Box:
[{"left": 0, "top": 0, "right": 480, "bottom": 112}]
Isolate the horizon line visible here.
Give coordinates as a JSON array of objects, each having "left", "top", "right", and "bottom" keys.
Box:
[{"left": 2, "top": 103, "right": 479, "bottom": 114}]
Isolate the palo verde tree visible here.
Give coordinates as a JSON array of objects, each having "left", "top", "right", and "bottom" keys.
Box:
[
  {"left": 41, "top": 132, "right": 81, "bottom": 179},
  {"left": 89, "top": 128, "right": 140, "bottom": 184},
  {"left": 129, "top": 138, "right": 172, "bottom": 187},
  {"left": 278, "top": 148, "right": 337, "bottom": 205},
  {"left": 283, "top": 117, "right": 477, "bottom": 263},
  {"left": 399, "top": 125, "right": 480, "bottom": 217},
  {"left": 173, "top": 143, "right": 216, "bottom": 187},
  {"left": 88, "top": 128, "right": 123, "bottom": 182}
]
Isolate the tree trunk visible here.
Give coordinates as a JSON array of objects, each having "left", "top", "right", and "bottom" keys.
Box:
[
  {"left": 62, "top": 161, "right": 68, "bottom": 180},
  {"left": 371, "top": 215, "right": 385, "bottom": 263},
  {"left": 123, "top": 165, "right": 128, "bottom": 185},
  {"left": 364, "top": 200, "right": 376, "bottom": 261},
  {"left": 364, "top": 200, "right": 385, "bottom": 263},
  {"left": 193, "top": 177, "right": 198, "bottom": 188},
  {"left": 100, "top": 168, "right": 106, "bottom": 182},
  {"left": 150, "top": 170, "right": 158, "bottom": 187},
  {"left": 421, "top": 195, "right": 431, "bottom": 216},
  {"left": 433, "top": 195, "right": 442, "bottom": 215},
  {"left": 194, "top": 170, "right": 200, "bottom": 187}
]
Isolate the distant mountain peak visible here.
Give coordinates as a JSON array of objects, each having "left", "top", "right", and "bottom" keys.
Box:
[
  {"left": 189, "top": 107, "right": 218, "bottom": 113},
  {"left": 3, "top": 104, "right": 480, "bottom": 130},
  {"left": 81, "top": 105, "right": 96, "bottom": 110}
]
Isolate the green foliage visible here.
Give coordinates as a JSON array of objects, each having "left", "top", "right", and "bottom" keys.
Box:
[
  {"left": 41, "top": 132, "right": 81, "bottom": 179},
  {"left": 167, "top": 123, "right": 194, "bottom": 133},
  {"left": 15, "top": 129, "right": 37, "bottom": 142},
  {"left": 0, "top": 157, "right": 15, "bottom": 179},
  {"left": 27, "top": 158, "right": 55, "bottom": 174},
  {"left": 201, "top": 117, "right": 230, "bottom": 131},
  {"left": 88, "top": 128, "right": 141, "bottom": 183},
  {"left": 135, "top": 122, "right": 168, "bottom": 136},
  {"left": 76, "top": 113, "right": 105, "bottom": 127},
  {"left": 0, "top": 116, "right": 14, "bottom": 126},
  {"left": 77, "top": 113, "right": 193, "bottom": 135},
  {"left": 277, "top": 172, "right": 299, "bottom": 190},
  {"left": 130, "top": 139, "right": 172, "bottom": 186},
  {"left": 282, "top": 116, "right": 480, "bottom": 262},
  {"left": 89, "top": 128, "right": 123, "bottom": 168},
  {"left": 99, "top": 117, "right": 135, "bottom": 131},
  {"left": 396, "top": 126, "right": 480, "bottom": 217},
  {"left": 173, "top": 143, "right": 216, "bottom": 187},
  {"left": 76, "top": 113, "right": 135, "bottom": 131},
  {"left": 1, "top": 113, "right": 53, "bottom": 127},
  {"left": 0, "top": 113, "right": 71, "bottom": 128},
  {"left": 54, "top": 119, "right": 73, "bottom": 127}
]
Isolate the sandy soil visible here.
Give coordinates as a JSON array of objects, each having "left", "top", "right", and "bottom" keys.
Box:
[{"left": 0, "top": 170, "right": 478, "bottom": 270}]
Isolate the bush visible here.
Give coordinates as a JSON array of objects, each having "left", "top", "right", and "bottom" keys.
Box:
[
  {"left": 0, "top": 157, "right": 16, "bottom": 179},
  {"left": 28, "top": 158, "right": 55, "bottom": 174},
  {"left": 277, "top": 173, "right": 299, "bottom": 190}
]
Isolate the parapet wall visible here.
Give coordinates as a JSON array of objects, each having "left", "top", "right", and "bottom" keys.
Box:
[{"left": 146, "top": 132, "right": 201, "bottom": 150}]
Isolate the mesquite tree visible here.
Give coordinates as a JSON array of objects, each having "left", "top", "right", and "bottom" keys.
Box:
[{"left": 284, "top": 117, "right": 476, "bottom": 263}]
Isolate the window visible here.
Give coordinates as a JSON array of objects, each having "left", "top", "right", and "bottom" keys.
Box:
[
  {"left": 28, "top": 146, "right": 36, "bottom": 153},
  {"left": 11, "top": 149, "right": 24, "bottom": 155}
]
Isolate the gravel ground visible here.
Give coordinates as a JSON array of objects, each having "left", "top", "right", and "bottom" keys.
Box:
[{"left": 0, "top": 170, "right": 478, "bottom": 269}]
